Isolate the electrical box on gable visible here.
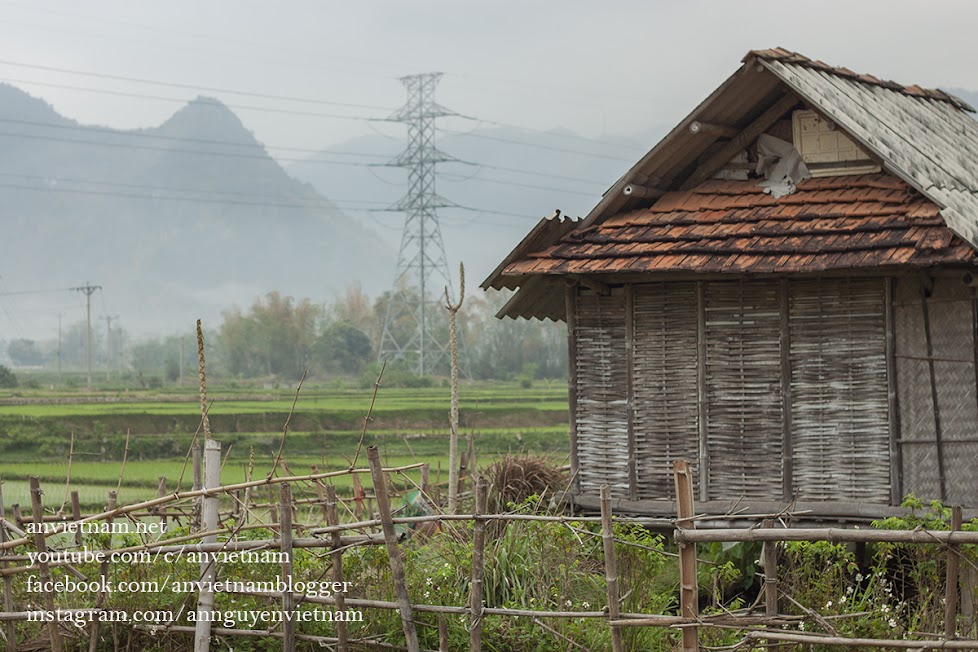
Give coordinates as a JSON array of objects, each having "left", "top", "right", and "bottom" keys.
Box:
[{"left": 791, "top": 110, "right": 881, "bottom": 177}]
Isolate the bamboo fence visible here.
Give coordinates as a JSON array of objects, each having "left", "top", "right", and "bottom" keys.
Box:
[{"left": 1, "top": 451, "right": 978, "bottom": 651}]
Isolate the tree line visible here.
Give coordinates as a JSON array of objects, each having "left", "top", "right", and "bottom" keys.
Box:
[{"left": 9, "top": 284, "right": 567, "bottom": 386}]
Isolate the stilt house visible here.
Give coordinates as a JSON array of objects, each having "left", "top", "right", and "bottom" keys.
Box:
[{"left": 482, "top": 49, "right": 978, "bottom": 519}]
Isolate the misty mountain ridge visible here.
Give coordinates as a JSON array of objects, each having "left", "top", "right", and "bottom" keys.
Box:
[{"left": 0, "top": 84, "right": 391, "bottom": 340}]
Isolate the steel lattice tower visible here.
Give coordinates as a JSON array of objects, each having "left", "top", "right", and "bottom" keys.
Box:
[{"left": 379, "top": 73, "right": 457, "bottom": 375}]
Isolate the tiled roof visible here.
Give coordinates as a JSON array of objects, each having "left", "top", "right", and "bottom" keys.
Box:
[{"left": 502, "top": 174, "right": 976, "bottom": 275}]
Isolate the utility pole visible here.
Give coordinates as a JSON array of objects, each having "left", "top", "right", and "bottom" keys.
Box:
[
  {"left": 57, "top": 313, "right": 63, "bottom": 383},
  {"left": 378, "top": 72, "right": 457, "bottom": 375},
  {"left": 71, "top": 283, "right": 101, "bottom": 389},
  {"left": 101, "top": 315, "right": 118, "bottom": 381}
]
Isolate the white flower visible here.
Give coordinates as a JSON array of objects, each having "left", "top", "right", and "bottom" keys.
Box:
[
  {"left": 564, "top": 600, "right": 572, "bottom": 607},
  {"left": 839, "top": 595, "right": 847, "bottom": 604},
  {"left": 881, "top": 604, "right": 890, "bottom": 614},
  {"left": 798, "top": 622, "right": 805, "bottom": 631},
  {"left": 582, "top": 602, "right": 590, "bottom": 609},
  {"left": 856, "top": 573, "right": 864, "bottom": 582},
  {"left": 825, "top": 600, "right": 833, "bottom": 608},
  {"left": 889, "top": 618, "right": 897, "bottom": 628}
]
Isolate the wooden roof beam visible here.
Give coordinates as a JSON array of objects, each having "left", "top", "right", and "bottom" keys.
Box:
[
  {"left": 689, "top": 121, "right": 739, "bottom": 138},
  {"left": 680, "top": 92, "right": 800, "bottom": 191},
  {"left": 565, "top": 274, "right": 611, "bottom": 295}
]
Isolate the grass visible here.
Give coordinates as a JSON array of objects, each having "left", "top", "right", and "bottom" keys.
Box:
[{"left": 0, "top": 381, "right": 570, "bottom": 507}]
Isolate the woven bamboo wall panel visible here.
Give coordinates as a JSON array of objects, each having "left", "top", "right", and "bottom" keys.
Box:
[
  {"left": 895, "top": 276, "right": 978, "bottom": 505},
  {"left": 705, "top": 280, "right": 783, "bottom": 500},
  {"left": 631, "top": 282, "right": 699, "bottom": 499},
  {"left": 789, "top": 278, "right": 890, "bottom": 503},
  {"left": 574, "top": 289, "right": 630, "bottom": 497}
]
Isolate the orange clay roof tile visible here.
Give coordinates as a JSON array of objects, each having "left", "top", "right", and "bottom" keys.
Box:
[{"left": 501, "top": 174, "right": 976, "bottom": 276}]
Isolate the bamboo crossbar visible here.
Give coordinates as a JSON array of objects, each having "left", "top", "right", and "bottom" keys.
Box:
[
  {"left": 745, "top": 630, "right": 978, "bottom": 649},
  {"left": 0, "top": 462, "right": 426, "bottom": 552},
  {"left": 676, "top": 527, "right": 978, "bottom": 545}
]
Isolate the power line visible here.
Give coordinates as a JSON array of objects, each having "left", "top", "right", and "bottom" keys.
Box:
[
  {"left": 0, "top": 129, "right": 374, "bottom": 166},
  {"left": 0, "top": 59, "right": 395, "bottom": 111},
  {"left": 441, "top": 127, "right": 634, "bottom": 162},
  {"left": 0, "top": 77, "right": 382, "bottom": 122},
  {"left": 0, "top": 116, "right": 388, "bottom": 158},
  {"left": 0, "top": 180, "right": 392, "bottom": 212}
]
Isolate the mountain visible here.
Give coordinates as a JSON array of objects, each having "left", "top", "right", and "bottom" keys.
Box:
[
  {"left": 287, "top": 123, "right": 668, "bottom": 288},
  {"left": 0, "top": 85, "right": 392, "bottom": 339}
]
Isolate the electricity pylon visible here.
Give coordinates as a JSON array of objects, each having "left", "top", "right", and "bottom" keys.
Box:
[{"left": 378, "top": 73, "right": 458, "bottom": 375}]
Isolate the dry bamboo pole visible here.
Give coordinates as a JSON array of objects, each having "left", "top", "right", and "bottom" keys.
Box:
[
  {"left": 280, "top": 483, "right": 295, "bottom": 652},
  {"left": 600, "top": 485, "right": 625, "bottom": 652},
  {"left": 155, "top": 477, "right": 167, "bottom": 533},
  {"left": 745, "top": 630, "right": 978, "bottom": 649},
  {"left": 352, "top": 474, "right": 365, "bottom": 520},
  {"left": 676, "top": 528, "right": 978, "bottom": 545},
  {"left": 192, "top": 442, "right": 202, "bottom": 532},
  {"left": 470, "top": 478, "right": 488, "bottom": 652},
  {"left": 762, "top": 518, "right": 778, "bottom": 652},
  {"left": 70, "top": 491, "right": 82, "bottom": 547},
  {"left": 445, "top": 262, "right": 464, "bottom": 514},
  {"left": 0, "top": 479, "right": 17, "bottom": 652},
  {"left": 194, "top": 439, "right": 221, "bottom": 652},
  {"left": 88, "top": 490, "right": 116, "bottom": 652},
  {"left": 367, "top": 446, "right": 419, "bottom": 652},
  {"left": 10, "top": 505, "right": 21, "bottom": 529},
  {"left": 673, "top": 460, "right": 699, "bottom": 652},
  {"left": 325, "top": 485, "right": 348, "bottom": 652},
  {"left": 29, "top": 477, "right": 62, "bottom": 652},
  {"left": 438, "top": 614, "right": 448, "bottom": 652},
  {"left": 421, "top": 464, "right": 430, "bottom": 499},
  {"left": 947, "top": 505, "right": 963, "bottom": 639}
]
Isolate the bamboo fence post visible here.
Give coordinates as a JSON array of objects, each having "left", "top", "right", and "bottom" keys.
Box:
[
  {"left": 280, "top": 483, "right": 296, "bottom": 652},
  {"left": 192, "top": 442, "right": 202, "bottom": 532},
  {"left": 438, "top": 614, "right": 448, "bottom": 652},
  {"left": 88, "top": 490, "right": 116, "bottom": 652},
  {"left": 70, "top": 491, "right": 82, "bottom": 547},
  {"left": 673, "top": 460, "right": 699, "bottom": 652},
  {"left": 421, "top": 464, "right": 430, "bottom": 500},
  {"left": 946, "top": 505, "right": 963, "bottom": 639},
  {"left": 325, "top": 485, "right": 348, "bottom": 652},
  {"left": 367, "top": 446, "right": 419, "bottom": 652},
  {"left": 194, "top": 440, "right": 221, "bottom": 652},
  {"left": 11, "top": 504, "right": 22, "bottom": 528},
  {"left": 29, "top": 477, "right": 62, "bottom": 652},
  {"left": 762, "top": 518, "right": 778, "bottom": 651},
  {"left": 155, "top": 477, "right": 167, "bottom": 533},
  {"left": 600, "top": 485, "right": 625, "bottom": 652},
  {"left": 352, "top": 474, "right": 364, "bottom": 520},
  {"left": 470, "top": 478, "right": 488, "bottom": 652},
  {"left": 0, "top": 479, "right": 18, "bottom": 652}
]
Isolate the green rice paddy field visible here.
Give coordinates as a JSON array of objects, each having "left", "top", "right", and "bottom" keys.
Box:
[{"left": 0, "top": 382, "right": 570, "bottom": 508}]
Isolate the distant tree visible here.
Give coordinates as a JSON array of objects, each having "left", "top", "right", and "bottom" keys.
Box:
[
  {"left": 7, "top": 339, "right": 43, "bottom": 366},
  {"left": 314, "top": 321, "right": 373, "bottom": 375},
  {"left": 220, "top": 292, "right": 322, "bottom": 379},
  {"left": 0, "top": 364, "right": 17, "bottom": 388}
]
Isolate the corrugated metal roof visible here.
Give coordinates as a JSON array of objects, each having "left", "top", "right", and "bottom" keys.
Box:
[{"left": 483, "top": 48, "right": 978, "bottom": 320}]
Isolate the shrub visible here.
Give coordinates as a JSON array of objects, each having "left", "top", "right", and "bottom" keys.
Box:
[{"left": 0, "top": 364, "right": 17, "bottom": 388}]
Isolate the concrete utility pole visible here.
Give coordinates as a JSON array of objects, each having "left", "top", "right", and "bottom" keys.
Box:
[
  {"left": 71, "top": 283, "right": 101, "bottom": 389},
  {"left": 101, "top": 315, "right": 118, "bottom": 381}
]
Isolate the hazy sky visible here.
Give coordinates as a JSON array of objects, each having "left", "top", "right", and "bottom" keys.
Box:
[
  {"left": 2, "top": 1, "right": 978, "bottom": 345},
  {"left": 2, "top": 1, "right": 976, "bottom": 157}
]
